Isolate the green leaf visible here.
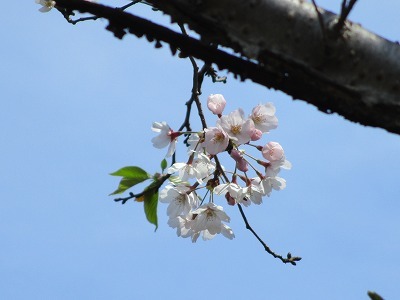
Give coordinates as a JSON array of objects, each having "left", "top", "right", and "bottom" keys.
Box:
[
  {"left": 109, "top": 166, "right": 151, "bottom": 195},
  {"left": 144, "top": 190, "right": 158, "bottom": 231},
  {"left": 110, "top": 166, "right": 151, "bottom": 179},
  {"left": 110, "top": 177, "right": 145, "bottom": 195},
  {"left": 368, "top": 291, "right": 384, "bottom": 300},
  {"left": 160, "top": 159, "right": 167, "bottom": 172}
]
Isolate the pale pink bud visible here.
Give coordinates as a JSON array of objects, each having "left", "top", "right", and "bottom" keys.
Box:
[
  {"left": 250, "top": 128, "right": 263, "bottom": 141},
  {"left": 230, "top": 149, "right": 249, "bottom": 172},
  {"left": 225, "top": 192, "right": 236, "bottom": 206},
  {"left": 262, "top": 142, "right": 284, "bottom": 161},
  {"left": 237, "top": 159, "right": 249, "bottom": 172},
  {"left": 207, "top": 94, "right": 227, "bottom": 115},
  {"left": 230, "top": 149, "right": 242, "bottom": 161}
]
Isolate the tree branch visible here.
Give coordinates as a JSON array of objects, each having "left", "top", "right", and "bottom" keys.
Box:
[
  {"left": 54, "top": 0, "right": 400, "bottom": 135},
  {"left": 147, "top": 0, "right": 400, "bottom": 135}
]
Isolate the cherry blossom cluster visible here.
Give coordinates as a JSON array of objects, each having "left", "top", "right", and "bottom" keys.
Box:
[{"left": 152, "top": 94, "right": 291, "bottom": 242}]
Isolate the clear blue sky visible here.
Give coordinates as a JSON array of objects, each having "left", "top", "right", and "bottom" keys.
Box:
[{"left": 1, "top": 1, "right": 400, "bottom": 299}]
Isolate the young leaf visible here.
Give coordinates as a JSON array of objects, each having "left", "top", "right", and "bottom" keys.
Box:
[
  {"left": 160, "top": 159, "right": 167, "bottom": 172},
  {"left": 109, "top": 166, "right": 151, "bottom": 195},
  {"left": 110, "top": 177, "right": 148, "bottom": 195},
  {"left": 144, "top": 190, "right": 158, "bottom": 231},
  {"left": 110, "top": 166, "right": 151, "bottom": 179},
  {"left": 368, "top": 291, "right": 384, "bottom": 300}
]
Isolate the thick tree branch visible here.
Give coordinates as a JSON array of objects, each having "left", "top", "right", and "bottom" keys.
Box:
[{"left": 55, "top": 0, "right": 400, "bottom": 134}]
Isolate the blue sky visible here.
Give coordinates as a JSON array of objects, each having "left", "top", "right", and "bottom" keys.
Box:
[{"left": 1, "top": 1, "right": 400, "bottom": 299}]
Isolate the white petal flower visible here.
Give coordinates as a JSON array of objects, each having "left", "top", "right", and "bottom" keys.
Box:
[
  {"left": 269, "top": 158, "right": 292, "bottom": 171},
  {"left": 220, "top": 224, "right": 235, "bottom": 240},
  {"left": 167, "top": 162, "right": 201, "bottom": 184},
  {"left": 190, "top": 203, "right": 234, "bottom": 242},
  {"left": 213, "top": 182, "right": 240, "bottom": 197},
  {"left": 192, "top": 153, "right": 216, "bottom": 182},
  {"left": 167, "top": 154, "right": 214, "bottom": 184},
  {"left": 262, "top": 142, "right": 291, "bottom": 171},
  {"left": 192, "top": 224, "right": 234, "bottom": 242},
  {"left": 168, "top": 215, "right": 193, "bottom": 238},
  {"left": 159, "top": 184, "right": 196, "bottom": 218},
  {"left": 203, "top": 126, "right": 229, "bottom": 155},
  {"left": 186, "top": 133, "right": 203, "bottom": 155},
  {"left": 250, "top": 102, "right": 278, "bottom": 133},
  {"left": 240, "top": 180, "right": 264, "bottom": 205},
  {"left": 151, "top": 121, "right": 178, "bottom": 157},
  {"left": 254, "top": 175, "right": 287, "bottom": 197},
  {"left": 35, "top": 0, "right": 56, "bottom": 12},
  {"left": 214, "top": 182, "right": 251, "bottom": 206},
  {"left": 217, "top": 109, "right": 254, "bottom": 145}
]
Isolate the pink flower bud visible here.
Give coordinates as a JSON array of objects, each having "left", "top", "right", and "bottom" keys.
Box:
[
  {"left": 237, "top": 159, "right": 249, "bottom": 172},
  {"left": 250, "top": 128, "right": 263, "bottom": 141},
  {"left": 230, "top": 149, "right": 249, "bottom": 172},
  {"left": 207, "top": 94, "right": 227, "bottom": 115},
  {"left": 225, "top": 192, "right": 236, "bottom": 206},
  {"left": 262, "top": 141, "right": 284, "bottom": 161}
]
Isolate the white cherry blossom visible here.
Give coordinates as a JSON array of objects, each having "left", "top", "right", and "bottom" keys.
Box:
[
  {"left": 191, "top": 223, "right": 234, "bottom": 242},
  {"left": 190, "top": 203, "right": 235, "bottom": 241},
  {"left": 159, "top": 184, "right": 196, "bottom": 218},
  {"left": 217, "top": 109, "right": 254, "bottom": 145},
  {"left": 35, "top": 0, "right": 56, "bottom": 12},
  {"left": 262, "top": 142, "right": 292, "bottom": 171},
  {"left": 151, "top": 121, "right": 178, "bottom": 157},
  {"left": 241, "top": 180, "right": 264, "bottom": 205},
  {"left": 192, "top": 153, "right": 216, "bottom": 182},
  {"left": 269, "top": 157, "right": 292, "bottom": 171},
  {"left": 213, "top": 182, "right": 240, "bottom": 198},
  {"left": 168, "top": 215, "right": 194, "bottom": 238},
  {"left": 250, "top": 103, "right": 278, "bottom": 133},
  {"left": 186, "top": 133, "right": 203, "bottom": 155},
  {"left": 167, "top": 162, "right": 199, "bottom": 183},
  {"left": 213, "top": 182, "right": 251, "bottom": 206},
  {"left": 203, "top": 126, "right": 229, "bottom": 155},
  {"left": 254, "top": 168, "right": 287, "bottom": 197}
]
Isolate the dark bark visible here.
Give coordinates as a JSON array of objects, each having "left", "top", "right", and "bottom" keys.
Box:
[{"left": 54, "top": 0, "right": 400, "bottom": 134}]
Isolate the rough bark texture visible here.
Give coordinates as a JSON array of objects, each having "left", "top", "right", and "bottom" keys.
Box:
[{"left": 55, "top": 0, "right": 400, "bottom": 134}]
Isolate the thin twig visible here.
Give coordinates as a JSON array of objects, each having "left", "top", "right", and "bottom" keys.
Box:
[
  {"left": 114, "top": 174, "right": 170, "bottom": 204},
  {"left": 237, "top": 204, "right": 302, "bottom": 265},
  {"left": 178, "top": 23, "right": 208, "bottom": 130},
  {"left": 311, "top": 0, "right": 326, "bottom": 41},
  {"left": 334, "top": 0, "right": 358, "bottom": 34},
  {"left": 114, "top": 192, "right": 135, "bottom": 204},
  {"left": 58, "top": 0, "right": 141, "bottom": 25}
]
